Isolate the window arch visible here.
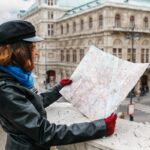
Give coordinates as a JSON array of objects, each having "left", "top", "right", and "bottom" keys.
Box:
[
  {"left": 48, "top": 11, "right": 53, "bottom": 19},
  {"left": 88, "top": 40, "right": 94, "bottom": 46},
  {"left": 60, "top": 25, "right": 63, "bottom": 35},
  {"left": 144, "top": 17, "right": 148, "bottom": 29},
  {"left": 73, "top": 22, "right": 76, "bottom": 32},
  {"left": 141, "top": 49, "right": 149, "bottom": 63},
  {"left": 66, "top": 50, "right": 70, "bottom": 62},
  {"left": 141, "top": 40, "right": 149, "bottom": 63},
  {"left": 142, "top": 40, "right": 149, "bottom": 46},
  {"left": 73, "top": 49, "right": 77, "bottom": 62},
  {"left": 48, "top": 0, "right": 55, "bottom": 6},
  {"left": 130, "top": 15, "right": 135, "bottom": 27},
  {"left": 60, "top": 50, "right": 64, "bottom": 62},
  {"left": 97, "top": 38, "right": 104, "bottom": 49},
  {"left": 80, "top": 49, "right": 84, "bottom": 61},
  {"left": 48, "top": 24, "right": 54, "bottom": 36},
  {"left": 66, "top": 23, "right": 69, "bottom": 33},
  {"left": 113, "top": 39, "right": 122, "bottom": 46},
  {"left": 89, "top": 17, "right": 93, "bottom": 28},
  {"left": 99, "top": 15, "right": 103, "bottom": 28},
  {"left": 113, "top": 39, "right": 123, "bottom": 59},
  {"left": 80, "top": 19, "right": 84, "bottom": 31},
  {"left": 115, "top": 14, "right": 121, "bottom": 27}
]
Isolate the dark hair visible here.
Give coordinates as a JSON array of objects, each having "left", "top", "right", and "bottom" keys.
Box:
[{"left": 0, "top": 41, "right": 34, "bottom": 72}]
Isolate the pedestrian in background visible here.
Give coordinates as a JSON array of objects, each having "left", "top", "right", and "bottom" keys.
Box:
[
  {"left": 135, "top": 89, "right": 141, "bottom": 101},
  {"left": 134, "top": 82, "right": 141, "bottom": 101},
  {"left": 0, "top": 20, "right": 117, "bottom": 150}
]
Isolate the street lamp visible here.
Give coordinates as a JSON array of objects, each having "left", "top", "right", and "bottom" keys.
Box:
[{"left": 125, "top": 24, "right": 141, "bottom": 121}]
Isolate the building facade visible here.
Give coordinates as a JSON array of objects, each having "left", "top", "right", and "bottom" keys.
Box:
[{"left": 19, "top": 0, "right": 150, "bottom": 94}]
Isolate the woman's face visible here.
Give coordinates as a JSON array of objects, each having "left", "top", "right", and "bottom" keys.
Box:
[{"left": 31, "top": 43, "right": 39, "bottom": 61}]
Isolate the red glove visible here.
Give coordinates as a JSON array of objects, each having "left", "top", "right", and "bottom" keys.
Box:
[
  {"left": 104, "top": 113, "right": 117, "bottom": 136},
  {"left": 60, "top": 79, "right": 72, "bottom": 87}
]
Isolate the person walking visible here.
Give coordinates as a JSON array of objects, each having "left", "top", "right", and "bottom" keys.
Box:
[{"left": 0, "top": 20, "right": 117, "bottom": 150}]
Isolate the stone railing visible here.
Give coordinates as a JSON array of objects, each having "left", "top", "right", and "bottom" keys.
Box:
[
  {"left": 0, "top": 102, "right": 150, "bottom": 150},
  {"left": 0, "top": 127, "right": 6, "bottom": 150}
]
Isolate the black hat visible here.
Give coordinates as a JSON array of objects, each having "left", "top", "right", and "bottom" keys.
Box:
[{"left": 0, "top": 20, "right": 43, "bottom": 45}]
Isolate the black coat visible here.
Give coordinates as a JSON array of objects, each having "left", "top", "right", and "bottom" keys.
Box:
[{"left": 0, "top": 71, "right": 106, "bottom": 150}]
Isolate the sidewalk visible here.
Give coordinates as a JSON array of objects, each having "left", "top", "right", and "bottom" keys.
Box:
[
  {"left": 121, "top": 92, "right": 150, "bottom": 113},
  {"left": 118, "top": 92, "right": 150, "bottom": 122},
  {"left": 138, "top": 92, "right": 150, "bottom": 106},
  {"left": 121, "top": 92, "right": 150, "bottom": 114}
]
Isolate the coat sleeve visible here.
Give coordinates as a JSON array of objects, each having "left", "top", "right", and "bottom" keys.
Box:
[
  {"left": 40, "top": 84, "right": 62, "bottom": 108},
  {"left": 0, "top": 85, "right": 106, "bottom": 148}
]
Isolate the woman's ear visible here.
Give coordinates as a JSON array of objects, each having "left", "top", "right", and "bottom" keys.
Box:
[{"left": 0, "top": 45, "right": 12, "bottom": 65}]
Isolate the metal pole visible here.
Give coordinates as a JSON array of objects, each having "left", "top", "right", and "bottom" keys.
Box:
[
  {"left": 130, "top": 27, "right": 134, "bottom": 105},
  {"left": 129, "top": 25, "right": 135, "bottom": 121},
  {"left": 131, "top": 25, "right": 134, "bottom": 63}
]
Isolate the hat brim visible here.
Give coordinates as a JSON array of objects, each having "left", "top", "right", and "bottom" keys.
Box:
[{"left": 23, "top": 36, "right": 43, "bottom": 42}]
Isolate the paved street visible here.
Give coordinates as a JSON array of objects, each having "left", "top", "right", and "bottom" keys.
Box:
[{"left": 117, "top": 92, "right": 150, "bottom": 123}]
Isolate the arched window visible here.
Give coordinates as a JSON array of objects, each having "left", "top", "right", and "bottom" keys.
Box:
[
  {"left": 141, "top": 40, "right": 149, "bottom": 63},
  {"left": 48, "top": 24, "right": 54, "bottom": 36},
  {"left": 66, "top": 50, "right": 70, "bottom": 62},
  {"left": 73, "top": 49, "right": 77, "bottom": 62},
  {"left": 80, "top": 19, "right": 84, "bottom": 31},
  {"left": 113, "top": 39, "right": 123, "bottom": 59},
  {"left": 144, "top": 17, "right": 148, "bottom": 29},
  {"left": 60, "top": 50, "right": 64, "bottom": 62},
  {"left": 99, "top": 15, "right": 103, "bottom": 28},
  {"left": 130, "top": 15, "right": 135, "bottom": 27},
  {"left": 66, "top": 23, "right": 69, "bottom": 33},
  {"left": 146, "top": 49, "right": 149, "bottom": 62},
  {"left": 48, "top": 11, "right": 53, "bottom": 19},
  {"left": 89, "top": 17, "right": 93, "bottom": 28},
  {"left": 80, "top": 49, "right": 84, "bottom": 61},
  {"left": 113, "top": 48, "right": 122, "bottom": 58},
  {"left": 127, "top": 48, "right": 136, "bottom": 62},
  {"left": 115, "top": 14, "right": 121, "bottom": 27},
  {"left": 48, "top": 0, "right": 55, "bottom": 6},
  {"left": 73, "top": 22, "right": 76, "bottom": 32},
  {"left": 97, "top": 38, "right": 103, "bottom": 49},
  {"left": 60, "top": 25, "right": 63, "bottom": 35}
]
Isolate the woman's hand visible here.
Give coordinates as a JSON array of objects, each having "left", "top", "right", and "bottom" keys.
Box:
[
  {"left": 104, "top": 113, "right": 117, "bottom": 136},
  {"left": 60, "top": 79, "right": 72, "bottom": 87}
]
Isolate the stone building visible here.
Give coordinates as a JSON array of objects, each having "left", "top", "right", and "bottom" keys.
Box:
[{"left": 19, "top": 0, "right": 150, "bottom": 93}]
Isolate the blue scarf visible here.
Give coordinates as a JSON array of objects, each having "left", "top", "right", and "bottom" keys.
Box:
[{"left": 0, "top": 65, "right": 34, "bottom": 89}]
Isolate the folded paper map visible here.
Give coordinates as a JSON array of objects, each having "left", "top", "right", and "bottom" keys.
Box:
[{"left": 60, "top": 45, "right": 149, "bottom": 120}]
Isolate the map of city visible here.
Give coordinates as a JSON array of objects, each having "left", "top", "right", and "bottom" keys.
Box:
[{"left": 60, "top": 46, "right": 149, "bottom": 120}]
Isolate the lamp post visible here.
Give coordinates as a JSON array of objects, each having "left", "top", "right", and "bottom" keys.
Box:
[
  {"left": 129, "top": 24, "right": 135, "bottom": 121},
  {"left": 126, "top": 24, "right": 141, "bottom": 121},
  {"left": 128, "top": 25, "right": 135, "bottom": 121}
]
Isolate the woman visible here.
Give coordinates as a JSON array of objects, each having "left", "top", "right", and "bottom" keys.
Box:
[{"left": 0, "top": 20, "right": 117, "bottom": 150}]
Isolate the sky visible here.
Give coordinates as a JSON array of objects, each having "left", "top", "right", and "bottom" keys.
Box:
[{"left": 0, "top": 0, "right": 35, "bottom": 24}]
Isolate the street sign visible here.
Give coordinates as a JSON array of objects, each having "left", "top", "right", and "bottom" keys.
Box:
[{"left": 128, "top": 104, "right": 135, "bottom": 115}]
